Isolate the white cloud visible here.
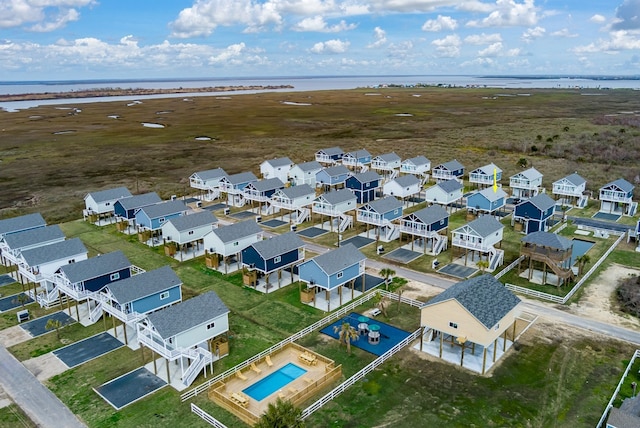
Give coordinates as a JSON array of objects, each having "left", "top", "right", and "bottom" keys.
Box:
[
  {"left": 551, "top": 28, "right": 578, "bottom": 38},
  {"left": 170, "top": 0, "right": 283, "bottom": 38},
  {"left": 521, "top": 26, "right": 545, "bottom": 42},
  {"left": 478, "top": 42, "right": 503, "bottom": 56},
  {"left": 612, "top": 0, "right": 640, "bottom": 30},
  {"left": 310, "top": 39, "right": 350, "bottom": 54},
  {"left": 467, "top": 0, "right": 538, "bottom": 28},
  {"left": 367, "top": 26, "right": 387, "bottom": 48},
  {"left": 573, "top": 30, "right": 640, "bottom": 53},
  {"left": 208, "top": 42, "right": 246, "bottom": 64},
  {"left": 460, "top": 57, "right": 496, "bottom": 67},
  {"left": 292, "top": 16, "right": 357, "bottom": 32},
  {"left": 464, "top": 32, "right": 502, "bottom": 44},
  {"left": 431, "top": 34, "right": 461, "bottom": 57},
  {"left": 590, "top": 14, "right": 606, "bottom": 24},
  {"left": 0, "top": 0, "right": 93, "bottom": 31},
  {"left": 421, "top": 15, "right": 458, "bottom": 32}
]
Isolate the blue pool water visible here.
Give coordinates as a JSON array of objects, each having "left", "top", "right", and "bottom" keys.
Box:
[
  {"left": 570, "top": 238, "right": 595, "bottom": 266},
  {"left": 243, "top": 363, "right": 306, "bottom": 401}
]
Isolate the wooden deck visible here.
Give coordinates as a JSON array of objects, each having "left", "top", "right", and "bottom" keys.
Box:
[{"left": 208, "top": 343, "right": 341, "bottom": 425}]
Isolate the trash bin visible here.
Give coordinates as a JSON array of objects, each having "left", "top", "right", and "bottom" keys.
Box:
[{"left": 17, "top": 309, "right": 29, "bottom": 323}]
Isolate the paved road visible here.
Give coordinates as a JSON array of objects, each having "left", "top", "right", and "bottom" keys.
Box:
[{"left": 0, "top": 345, "right": 87, "bottom": 428}]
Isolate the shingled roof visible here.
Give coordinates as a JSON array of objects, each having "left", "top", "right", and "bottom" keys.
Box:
[
  {"left": 86, "top": 187, "right": 132, "bottom": 203},
  {"left": 107, "top": 265, "right": 181, "bottom": 304},
  {"left": 20, "top": 238, "right": 87, "bottom": 266},
  {"left": 2, "top": 225, "right": 64, "bottom": 250},
  {"left": 306, "top": 243, "right": 365, "bottom": 276},
  {"left": 165, "top": 210, "right": 217, "bottom": 232},
  {"left": 521, "top": 231, "right": 572, "bottom": 251},
  {"left": 59, "top": 251, "right": 131, "bottom": 284},
  {"left": 0, "top": 213, "right": 46, "bottom": 237},
  {"left": 209, "top": 220, "right": 262, "bottom": 244},
  {"left": 146, "top": 291, "right": 229, "bottom": 339},
  {"left": 246, "top": 232, "right": 304, "bottom": 260},
  {"left": 116, "top": 192, "right": 162, "bottom": 211},
  {"left": 424, "top": 274, "right": 521, "bottom": 329}
]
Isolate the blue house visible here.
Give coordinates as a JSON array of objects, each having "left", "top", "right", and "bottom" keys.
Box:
[
  {"left": 316, "top": 165, "right": 351, "bottom": 190},
  {"left": 114, "top": 192, "right": 162, "bottom": 224},
  {"left": 315, "top": 147, "right": 344, "bottom": 165},
  {"left": 432, "top": 159, "right": 465, "bottom": 183},
  {"left": 467, "top": 187, "right": 508, "bottom": 215},
  {"left": 298, "top": 244, "right": 366, "bottom": 310},
  {"left": 135, "top": 200, "right": 188, "bottom": 232},
  {"left": 356, "top": 196, "right": 403, "bottom": 242},
  {"left": 513, "top": 193, "right": 556, "bottom": 234},
  {"left": 400, "top": 205, "right": 449, "bottom": 255},
  {"left": 345, "top": 171, "right": 382, "bottom": 204},
  {"left": 99, "top": 265, "right": 182, "bottom": 329},
  {"left": 56, "top": 251, "right": 133, "bottom": 304},
  {"left": 243, "top": 178, "right": 285, "bottom": 211},
  {"left": 241, "top": 232, "right": 305, "bottom": 291},
  {"left": 0, "top": 213, "right": 46, "bottom": 240}
]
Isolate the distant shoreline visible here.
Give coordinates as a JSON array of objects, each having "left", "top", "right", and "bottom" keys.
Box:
[{"left": 0, "top": 85, "right": 294, "bottom": 102}]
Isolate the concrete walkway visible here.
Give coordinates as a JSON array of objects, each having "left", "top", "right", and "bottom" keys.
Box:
[{"left": 0, "top": 345, "right": 87, "bottom": 428}]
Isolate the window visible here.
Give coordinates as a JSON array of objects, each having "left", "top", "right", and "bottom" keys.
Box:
[
  {"left": 105, "top": 202, "right": 111, "bottom": 206},
  {"left": 159, "top": 217, "right": 165, "bottom": 223},
  {"left": 188, "top": 230, "right": 194, "bottom": 235},
  {"left": 394, "top": 209, "right": 399, "bottom": 215},
  {"left": 68, "top": 259, "right": 75, "bottom": 264},
  {"left": 274, "top": 255, "right": 281, "bottom": 263},
  {"left": 440, "top": 219, "right": 445, "bottom": 225},
  {"left": 207, "top": 322, "right": 215, "bottom": 330},
  {"left": 337, "top": 271, "right": 343, "bottom": 279},
  {"left": 494, "top": 323, "right": 500, "bottom": 330},
  {"left": 449, "top": 322, "right": 458, "bottom": 329},
  {"left": 110, "top": 272, "right": 120, "bottom": 281},
  {"left": 160, "top": 291, "right": 170, "bottom": 300},
  {"left": 233, "top": 241, "right": 239, "bottom": 246}
]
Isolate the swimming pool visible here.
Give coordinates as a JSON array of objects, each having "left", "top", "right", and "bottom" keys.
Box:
[
  {"left": 242, "top": 363, "right": 306, "bottom": 401},
  {"left": 570, "top": 238, "right": 595, "bottom": 266}
]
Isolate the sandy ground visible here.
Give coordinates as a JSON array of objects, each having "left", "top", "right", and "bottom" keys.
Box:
[
  {"left": 0, "top": 326, "right": 32, "bottom": 348},
  {"left": 23, "top": 353, "right": 69, "bottom": 382},
  {"left": 0, "top": 385, "right": 11, "bottom": 409},
  {"left": 566, "top": 263, "right": 640, "bottom": 330}
]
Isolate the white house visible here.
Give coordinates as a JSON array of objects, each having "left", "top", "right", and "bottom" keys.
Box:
[
  {"left": 371, "top": 152, "right": 401, "bottom": 173},
  {"left": 510, "top": 167, "right": 543, "bottom": 199},
  {"left": 0, "top": 225, "right": 65, "bottom": 267},
  {"left": 0, "top": 213, "right": 47, "bottom": 240},
  {"left": 383, "top": 174, "right": 422, "bottom": 203},
  {"left": 260, "top": 157, "right": 293, "bottom": 182},
  {"left": 468, "top": 163, "right": 501, "bottom": 189},
  {"left": 312, "top": 189, "right": 357, "bottom": 232},
  {"left": 202, "top": 220, "right": 264, "bottom": 273},
  {"left": 270, "top": 184, "right": 315, "bottom": 225},
  {"left": 424, "top": 179, "right": 464, "bottom": 209},
  {"left": 84, "top": 187, "right": 132, "bottom": 222},
  {"left": 552, "top": 173, "right": 587, "bottom": 208},
  {"left": 189, "top": 168, "right": 228, "bottom": 201},
  {"left": 288, "top": 161, "right": 323, "bottom": 187},
  {"left": 451, "top": 216, "right": 504, "bottom": 270},
  {"left": 161, "top": 211, "right": 218, "bottom": 258},
  {"left": 400, "top": 156, "right": 430, "bottom": 180}
]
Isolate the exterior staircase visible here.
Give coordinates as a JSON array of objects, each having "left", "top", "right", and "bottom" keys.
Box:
[
  {"left": 296, "top": 207, "right": 310, "bottom": 225},
  {"left": 339, "top": 214, "right": 352, "bottom": 233},
  {"left": 577, "top": 194, "right": 589, "bottom": 208},
  {"left": 360, "top": 165, "right": 369, "bottom": 173},
  {"left": 433, "top": 234, "right": 447, "bottom": 255},
  {"left": 488, "top": 248, "right": 504, "bottom": 270},
  {"left": 383, "top": 224, "right": 400, "bottom": 242},
  {"left": 181, "top": 348, "right": 213, "bottom": 387}
]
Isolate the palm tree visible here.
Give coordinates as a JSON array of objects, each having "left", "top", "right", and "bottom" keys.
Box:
[
  {"left": 333, "top": 322, "right": 359, "bottom": 355},
  {"left": 46, "top": 319, "right": 63, "bottom": 339},
  {"left": 373, "top": 291, "right": 389, "bottom": 318},
  {"left": 575, "top": 254, "right": 591, "bottom": 276},
  {"left": 379, "top": 268, "right": 396, "bottom": 290},
  {"left": 12, "top": 293, "right": 29, "bottom": 308},
  {"left": 255, "top": 397, "right": 305, "bottom": 428},
  {"left": 476, "top": 260, "right": 489, "bottom": 273}
]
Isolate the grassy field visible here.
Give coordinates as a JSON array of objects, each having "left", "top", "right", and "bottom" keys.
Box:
[
  {"left": 1, "top": 87, "right": 640, "bottom": 223},
  {"left": 2, "top": 87, "right": 640, "bottom": 427}
]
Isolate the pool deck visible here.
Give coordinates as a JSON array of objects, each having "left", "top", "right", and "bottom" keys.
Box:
[{"left": 209, "top": 343, "right": 341, "bottom": 425}]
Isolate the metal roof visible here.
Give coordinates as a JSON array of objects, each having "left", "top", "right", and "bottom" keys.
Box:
[
  {"left": 146, "top": 291, "right": 229, "bottom": 339},
  {"left": 107, "top": 265, "right": 181, "bottom": 304},
  {"left": 521, "top": 231, "right": 573, "bottom": 250},
  {"left": 60, "top": 251, "right": 131, "bottom": 284},
  {"left": 246, "top": 231, "right": 304, "bottom": 260},
  {"left": 2, "top": 225, "right": 65, "bottom": 250},
  {"left": 424, "top": 274, "right": 521, "bottom": 329},
  {"left": 85, "top": 187, "right": 132, "bottom": 203},
  {"left": 165, "top": 210, "right": 217, "bottom": 232},
  {"left": 20, "top": 238, "right": 87, "bottom": 266},
  {"left": 306, "top": 243, "right": 365, "bottom": 276},
  {"left": 116, "top": 192, "right": 162, "bottom": 210},
  {"left": 209, "top": 220, "right": 262, "bottom": 244},
  {"left": 0, "top": 213, "right": 46, "bottom": 237}
]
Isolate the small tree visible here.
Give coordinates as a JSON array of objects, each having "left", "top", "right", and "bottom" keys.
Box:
[
  {"left": 333, "top": 322, "right": 359, "bottom": 355},
  {"left": 13, "top": 293, "right": 29, "bottom": 308},
  {"left": 517, "top": 158, "right": 528, "bottom": 168},
  {"left": 46, "top": 319, "right": 63, "bottom": 339},
  {"left": 379, "top": 268, "right": 396, "bottom": 290},
  {"left": 476, "top": 260, "right": 489, "bottom": 273},
  {"left": 576, "top": 254, "right": 591, "bottom": 276},
  {"left": 373, "top": 291, "right": 389, "bottom": 318},
  {"left": 255, "top": 398, "right": 305, "bottom": 428}
]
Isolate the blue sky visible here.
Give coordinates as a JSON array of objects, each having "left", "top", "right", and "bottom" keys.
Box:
[{"left": 1, "top": 0, "right": 640, "bottom": 80}]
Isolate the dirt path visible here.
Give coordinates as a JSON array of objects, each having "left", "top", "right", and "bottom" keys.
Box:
[
  {"left": 23, "top": 353, "right": 69, "bottom": 382},
  {"left": 0, "top": 325, "right": 32, "bottom": 348}
]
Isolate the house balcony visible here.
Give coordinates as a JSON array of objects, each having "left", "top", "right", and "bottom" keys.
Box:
[
  {"left": 432, "top": 171, "right": 456, "bottom": 181},
  {"left": 452, "top": 237, "right": 492, "bottom": 252},
  {"left": 521, "top": 246, "right": 571, "bottom": 264},
  {"left": 219, "top": 183, "right": 242, "bottom": 195},
  {"left": 18, "top": 265, "right": 43, "bottom": 284},
  {"left": 190, "top": 178, "right": 209, "bottom": 190},
  {"left": 53, "top": 276, "right": 95, "bottom": 301},
  {"left": 316, "top": 154, "right": 338, "bottom": 164},
  {"left": 312, "top": 205, "right": 344, "bottom": 217},
  {"left": 599, "top": 191, "right": 632, "bottom": 203},
  {"left": 509, "top": 179, "right": 540, "bottom": 190},
  {"left": 243, "top": 191, "right": 269, "bottom": 203},
  {"left": 372, "top": 161, "right": 394, "bottom": 171},
  {"left": 553, "top": 185, "right": 582, "bottom": 197},
  {"left": 469, "top": 174, "right": 494, "bottom": 185},
  {"left": 137, "top": 325, "right": 215, "bottom": 363},
  {"left": 356, "top": 212, "right": 390, "bottom": 226},
  {"left": 399, "top": 224, "right": 440, "bottom": 238}
]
